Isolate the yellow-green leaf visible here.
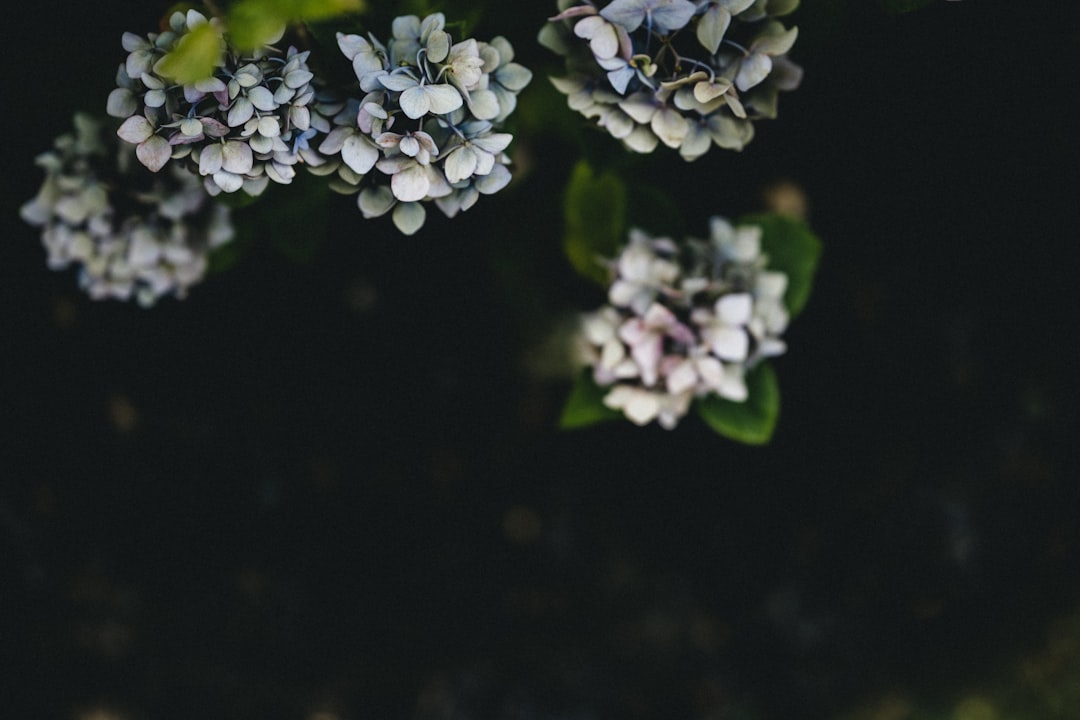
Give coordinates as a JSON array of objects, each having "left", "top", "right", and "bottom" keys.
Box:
[{"left": 155, "top": 22, "right": 224, "bottom": 84}]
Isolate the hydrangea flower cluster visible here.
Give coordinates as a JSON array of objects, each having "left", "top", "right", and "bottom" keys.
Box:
[
  {"left": 577, "top": 217, "right": 789, "bottom": 428},
  {"left": 107, "top": 9, "right": 332, "bottom": 197},
  {"left": 541, "top": 0, "right": 802, "bottom": 159},
  {"left": 312, "top": 13, "right": 533, "bottom": 234},
  {"left": 20, "top": 113, "right": 234, "bottom": 307}
]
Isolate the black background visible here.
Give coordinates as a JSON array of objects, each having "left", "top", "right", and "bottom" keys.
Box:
[{"left": 4, "top": 1, "right": 1080, "bottom": 718}]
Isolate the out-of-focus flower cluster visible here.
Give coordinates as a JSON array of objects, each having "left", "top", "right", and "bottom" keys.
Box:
[
  {"left": 21, "top": 113, "right": 234, "bottom": 307},
  {"left": 314, "top": 12, "right": 533, "bottom": 234},
  {"left": 108, "top": 10, "right": 332, "bottom": 197},
  {"left": 577, "top": 217, "right": 789, "bottom": 428},
  {"left": 541, "top": 0, "right": 802, "bottom": 159}
]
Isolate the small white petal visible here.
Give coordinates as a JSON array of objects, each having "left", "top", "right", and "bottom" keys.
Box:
[
  {"left": 390, "top": 164, "right": 431, "bottom": 202},
  {"left": 341, "top": 135, "right": 379, "bottom": 174},
  {"left": 423, "top": 84, "right": 464, "bottom": 115}
]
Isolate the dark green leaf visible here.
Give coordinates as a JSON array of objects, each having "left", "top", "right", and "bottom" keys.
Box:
[
  {"left": 563, "top": 160, "right": 627, "bottom": 286},
  {"left": 230, "top": 174, "right": 331, "bottom": 265},
  {"left": 739, "top": 212, "right": 822, "bottom": 319},
  {"left": 696, "top": 362, "right": 780, "bottom": 445},
  {"left": 627, "top": 181, "right": 683, "bottom": 238},
  {"left": 207, "top": 227, "right": 255, "bottom": 275},
  {"left": 559, "top": 369, "right": 623, "bottom": 429}
]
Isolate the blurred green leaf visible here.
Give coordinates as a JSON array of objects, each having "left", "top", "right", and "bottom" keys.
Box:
[
  {"left": 228, "top": 173, "right": 331, "bottom": 265},
  {"left": 739, "top": 212, "right": 822, "bottom": 319},
  {"left": 696, "top": 363, "right": 780, "bottom": 445},
  {"left": 155, "top": 22, "right": 224, "bottom": 83},
  {"left": 207, "top": 225, "right": 255, "bottom": 275},
  {"left": 227, "top": 0, "right": 364, "bottom": 50},
  {"left": 559, "top": 369, "right": 623, "bottom": 429},
  {"left": 563, "top": 160, "right": 627, "bottom": 286},
  {"left": 627, "top": 181, "right": 683, "bottom": 238}
]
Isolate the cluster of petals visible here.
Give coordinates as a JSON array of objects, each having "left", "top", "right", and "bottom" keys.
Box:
[
  {"left": 541, "top": 0, "right": 803, "bottom": 159},
  {"left": 577, "top": 218, "right": 790, "bottom": 428},
  {"left": 313, "top": 13, "right": 533, "bottom": 234},
  {"left": 21, "top": 114, "right": 234, "bottom": 307},
  {"left": 108, "top": 10, "right": 332, "bottom": 197}
]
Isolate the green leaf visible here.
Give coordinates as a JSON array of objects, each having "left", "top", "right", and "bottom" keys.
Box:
[
  {"left": 696, "top": 363, "right": 780, "bottom": 445},
  {"left": 207, "top": 227, "right": 255, "bottom": 275},
  {"left": 627, "top": 181, "right": 683, "bottom": 238},
  {"left": 227, "top": 0, "right": 289, "bottom": 50},
  {"left": 739, "top": 212, "right": 822, "bottom": 319},
  {"left": 154, "top": 22, "right": 224, "bottom": 84},
  {"left": 229, "top": 174, "right": 331, "bottom": 265},
  {"left": 294, "top": 0, "right": 365, "bottom": 21},
  {"left": 563, "top": 160, "right": 627, "bottom": 286},
  {"left": 227, "top": 0, "right": 365, "bottom": 51},
  {"left": 559, "top": 370, "right": 623, "bottom": 429}
]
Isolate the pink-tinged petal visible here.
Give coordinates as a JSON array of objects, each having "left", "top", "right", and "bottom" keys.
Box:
[
  {"left": 199, "top": 143, "right": 223, "bottom": 175},
  {"left": 117, "top": 115, "right": 154, "bottom": 143},
  {"left": 136, "top": 135, "right": 171, "bottom": 172},
  {"left": 629, "top": 336, "right": 663, "bottom": 386},
  {"left": 642, "top": 302, "right": 677, "bottom": 329}
]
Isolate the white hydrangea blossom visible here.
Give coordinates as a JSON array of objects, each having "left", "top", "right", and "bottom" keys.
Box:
[
  {"left": 577, "top": 217, "right": 789, "bottom": 429},
  {"left": 541, "top": 0, "right": 802, "bottom": 159},
  {"left": 315, "top": 13, "right": 533, "bottom": 235},
  {"left": 108, "top": 10, "right": 335, "bottom": 197},
  {"left": 21, "top": 113, "right": 234, "bottom": 307}
]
